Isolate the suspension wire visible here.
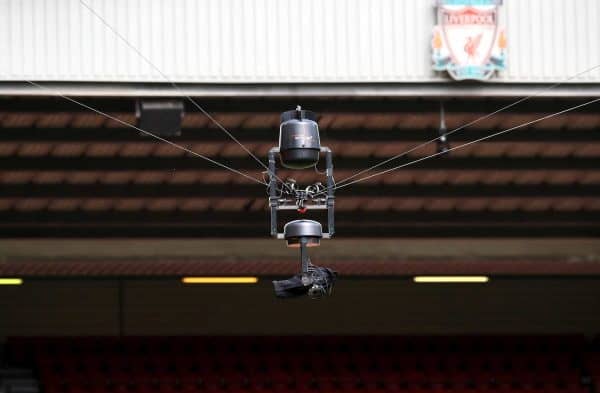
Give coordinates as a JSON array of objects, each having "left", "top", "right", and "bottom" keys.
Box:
[
  {"left": 311, "top": 97, "right": 600, "bottom": 197},
  {"left": 78, "top": 0, "right": 290, "bottom": 190},
  {"left": 333, "top": 62, "right": 600, "bottom": 187},
  {"left": 25, "top": 81, "right": 267, "bottom": 186}
]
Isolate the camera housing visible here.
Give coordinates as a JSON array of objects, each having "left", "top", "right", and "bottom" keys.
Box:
[
  {"left": 278, "top": 107, "right": 321, "bottom": 169},
  {"left": 283, "top": 219, "right": 322, "bottom": 248}
]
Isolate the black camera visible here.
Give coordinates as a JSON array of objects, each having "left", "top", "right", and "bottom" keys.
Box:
[
  {"left": 273, "top": 264, "right": 337, "bottom": 299},
  {"left": 272, "top": 220, "right": 337, "bottom": 299}
]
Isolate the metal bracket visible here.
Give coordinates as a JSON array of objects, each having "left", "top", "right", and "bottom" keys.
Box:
[{"left": 268, "top": 146, "right": 335, "bottom": 239}]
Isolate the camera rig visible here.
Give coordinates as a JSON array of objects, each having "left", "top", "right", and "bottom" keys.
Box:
[{"left": 268, "top": 107, "right": 337, "bottom": 299}]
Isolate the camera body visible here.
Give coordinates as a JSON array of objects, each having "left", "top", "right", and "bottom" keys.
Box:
[{"left": 273, "top": 265, "right": 337, "bottom": 300}]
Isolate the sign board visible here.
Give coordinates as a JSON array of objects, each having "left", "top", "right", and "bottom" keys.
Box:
[{"left": 432, "top": 0, "right": 507, "bottom": 80}]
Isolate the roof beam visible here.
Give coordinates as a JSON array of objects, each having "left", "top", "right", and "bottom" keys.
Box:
[
  {"left": 1, "top": 95, "right": 600, "bottom": 113},
  {"left": 2, "top": 238, "right": 598, "bottom": 260},
  {"left": 3, "top": 82, "right": 600, "bottom": 98},
  {"left": 3, "top": 258, "right": 600, "bottom": 276}
]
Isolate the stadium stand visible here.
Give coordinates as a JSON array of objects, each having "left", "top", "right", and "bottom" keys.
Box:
[{"left": 3, "top": 336, "right": 595, "bottom": 393}]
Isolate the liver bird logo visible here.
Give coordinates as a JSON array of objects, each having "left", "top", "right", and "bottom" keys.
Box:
[
  {"left": 464, "top": 33, "right": 483, "bottom": 60},
  {"left": 433, "top": 2, "right": 505, "bottom": 80}
]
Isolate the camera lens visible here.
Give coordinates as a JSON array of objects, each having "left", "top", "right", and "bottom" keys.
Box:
[{"left": 308, "top": 284, "right": 326, "bottom": 299}]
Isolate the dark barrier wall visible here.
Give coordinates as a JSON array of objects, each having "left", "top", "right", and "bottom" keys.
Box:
[{"left": 1, "top": 278, "right": 600, "bottom": 337}]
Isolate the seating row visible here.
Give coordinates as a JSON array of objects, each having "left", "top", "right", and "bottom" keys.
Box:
[
  {"left": 7, "top": 335, "right": 586, "bottom": 357},
  {"left": 4, "top": 336, "right": 596, "bottom": 393},
  {"left": 42, "top": 378, "right": 589, "bottom": 393}
]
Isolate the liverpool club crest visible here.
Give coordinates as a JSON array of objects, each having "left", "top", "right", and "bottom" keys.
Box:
[{"left": 432, "top": 0, "right": 507, "bottom": 81}]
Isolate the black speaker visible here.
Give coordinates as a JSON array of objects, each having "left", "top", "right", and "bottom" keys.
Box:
[{"left": 136, "top": 99, "right": 184, "bottom": 137}]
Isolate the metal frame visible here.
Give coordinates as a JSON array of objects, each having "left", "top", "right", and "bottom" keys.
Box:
[{"left": 268, "top": 146, "right": 335, "bottom": 240}]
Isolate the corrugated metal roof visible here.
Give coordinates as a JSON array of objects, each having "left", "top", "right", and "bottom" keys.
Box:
[{"left": 1, "top": 0, "right": 599, "bottom": 83}]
